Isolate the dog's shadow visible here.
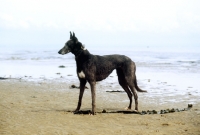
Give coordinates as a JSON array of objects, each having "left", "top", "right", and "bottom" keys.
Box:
[{"left": 55, "top": 108, "right": 139, "bottom": 115}]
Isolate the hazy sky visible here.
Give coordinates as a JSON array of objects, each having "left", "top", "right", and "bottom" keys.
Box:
[{"left": 0, "top": 0, "right": 200, "bottom": 49}]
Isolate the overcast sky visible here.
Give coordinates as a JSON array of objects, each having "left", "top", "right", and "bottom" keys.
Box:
[{"left": 0, "top": 0, "right": 200, "bottom": 49}]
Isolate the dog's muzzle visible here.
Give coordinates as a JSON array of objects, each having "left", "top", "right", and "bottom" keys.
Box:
[{"left": 58, "top": 49, "right": 70, "bottom": 55}]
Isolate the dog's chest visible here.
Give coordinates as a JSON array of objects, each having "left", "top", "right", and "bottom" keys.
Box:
[
  {"left": 76, "top": 56, "right": 94, "bottom": 77},
  {"left": 78, "top": 71, "right": 85, "bottom": 78}
]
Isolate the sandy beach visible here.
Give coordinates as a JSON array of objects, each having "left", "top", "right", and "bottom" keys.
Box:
[
  {"left": 0, "top": 78, "right": 200, "bottom": 135},
  {"left": 1, "top": 0, "right": 200, "bottom": 134}
]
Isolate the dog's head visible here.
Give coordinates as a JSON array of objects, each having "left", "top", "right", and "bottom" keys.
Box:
[{"left": 58, "top": 32, "right": 85, "bottom": 55}]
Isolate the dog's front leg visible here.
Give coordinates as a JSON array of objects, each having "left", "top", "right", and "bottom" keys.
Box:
[
  {"left": 74, "top": 79, "right": 86, "bottom": 114},
  {"left": 89, "top": 81, "right": 96, "bottom": 115}
]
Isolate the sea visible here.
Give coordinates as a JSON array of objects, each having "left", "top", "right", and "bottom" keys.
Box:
[{"left": 1, "top": 45, "right": 200, "bottom": 104}]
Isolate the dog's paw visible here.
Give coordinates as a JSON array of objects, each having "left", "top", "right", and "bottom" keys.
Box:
[
  {"left": 133, "top": 110, "right": 139, "bottom": 113},
  {"left": 73, "top": 110, "right": 80, "bottom": 114},
  {"left": 124, "top": 107, "right": 132, "bottom": 110},
  {"left": 89, "top": 111, "right": 96, "bottom": 115}
]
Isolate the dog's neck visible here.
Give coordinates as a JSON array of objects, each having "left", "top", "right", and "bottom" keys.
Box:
[
  {"left": 73, "top": 48, "right": 88, "bottom": 57},
  {"left": 74, "top": 49, "right": 91, "bottom": 61},
  {"left": 75, "top": 49, "right": 91, "bottom": 72}
]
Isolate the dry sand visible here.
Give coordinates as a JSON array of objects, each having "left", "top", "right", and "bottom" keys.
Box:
[{"left": 0, "top": 79, "right": 200, "bottom": 135}]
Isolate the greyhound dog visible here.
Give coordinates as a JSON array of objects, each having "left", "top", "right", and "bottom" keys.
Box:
[{"left": 58, "top": 32, "right": 147, "bottom": 115}]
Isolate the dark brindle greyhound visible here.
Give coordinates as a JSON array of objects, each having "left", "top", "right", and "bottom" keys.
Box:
[{"left": 58, "top": 32, "right": 147, "bottom": 115}]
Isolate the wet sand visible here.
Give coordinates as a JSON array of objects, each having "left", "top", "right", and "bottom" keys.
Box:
[{"left": 0, "top": 79, "right": 200, "bottom": 135}]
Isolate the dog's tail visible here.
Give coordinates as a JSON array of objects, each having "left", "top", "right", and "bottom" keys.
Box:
[{"left": 134, "top": 76, "right": 147, "bottom": 92}]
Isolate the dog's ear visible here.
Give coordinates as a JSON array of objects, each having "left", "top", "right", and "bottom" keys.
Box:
[
  {"left": 72, "top": 32, "right": 78, "bottom": 43},
  {"left": 70, "top": 31, "right": 72, "bottom": 39},
  {"left": 73, "top": 32, "right": 75, "bottom": 38}
]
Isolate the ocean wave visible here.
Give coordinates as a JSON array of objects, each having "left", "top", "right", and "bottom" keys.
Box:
[
  {"left": 7, "top": 57, "right": 25, "bottom": 60},
  {"left": 177, "top": 60, "right": 200, "bottom": 64},
  {"left": 2, "top": 56, "right": 75, "bottom": 61}
]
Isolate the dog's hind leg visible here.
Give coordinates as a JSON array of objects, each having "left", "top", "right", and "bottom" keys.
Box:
[
  {"left": 125, "top": 75, "right": 138, "bottom": 111},
  {"left": 128, "top": 84, "right": 138, "bottom": 111},
  {"left": 117, "top": 69, "right": 133, "bottom": 110},
  {"left": 121, "top": 84, "right": 132, "bottom": 110},
  {"left": 74, "top": 79, "right": 87, "bottom": 114},
  {"left": 122, "top": 64, "right": 139, "bottom": 111}
]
